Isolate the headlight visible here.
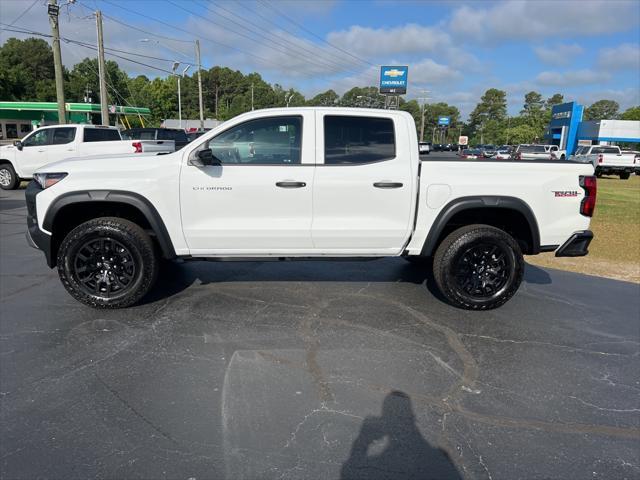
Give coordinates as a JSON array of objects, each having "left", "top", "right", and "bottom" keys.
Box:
[{"left": 33, "top": 172, "right": 68, "bottom": 189}]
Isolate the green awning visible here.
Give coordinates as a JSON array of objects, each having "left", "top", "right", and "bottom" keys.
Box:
[{"left": 0, "top": 101, "right": 150, "bottom": 115}]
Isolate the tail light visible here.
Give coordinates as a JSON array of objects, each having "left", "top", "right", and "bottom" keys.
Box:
[
  {"left": 579, "top": 175, "right": 597, "bottom": 217},
  {"left": 597, "top": 154, "right": 603, "bottom": 164},
  {"left": 133, "top": 142, "right": 143, "bottom": 153}
]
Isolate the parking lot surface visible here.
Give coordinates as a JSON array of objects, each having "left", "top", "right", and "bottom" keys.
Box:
[{"left": 1, "top": 187, "right": 639, "bottom": 480}]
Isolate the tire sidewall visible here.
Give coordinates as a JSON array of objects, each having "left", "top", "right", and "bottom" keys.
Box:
[
  {"left": 0, "top": 164, "right": 17, "bottom": 190},
  {"left": 435, "top": 226, "right": 524, "bottom": 310},
  {"left": 58, "top": 219, "right": 157, "bottom": 308}
]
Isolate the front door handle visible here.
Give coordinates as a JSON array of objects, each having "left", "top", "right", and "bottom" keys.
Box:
[
  {"left": 373, "top": 182, "right": 403, "bottom": 189},
  {"left": 276, "top": 181, "right": 306, "bottom": 188}
]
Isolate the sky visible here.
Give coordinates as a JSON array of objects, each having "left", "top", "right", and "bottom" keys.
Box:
[{"left": 1, "top": 0, "right": 639, "bottom": 119}]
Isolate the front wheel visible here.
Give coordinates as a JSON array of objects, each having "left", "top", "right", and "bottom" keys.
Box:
[
  {"left": 433, "top": 225, "right": 524, "bottom": 310},
  {"left": 57, "top": 217, "right": 159, "bottom": 308},
  {"left": 0, "top": 163, "right": 19, "bottom": 190}
]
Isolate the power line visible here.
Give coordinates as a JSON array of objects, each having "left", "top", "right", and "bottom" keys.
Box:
[
  {"left": 258, "top": 0, "right": 375, "bottom": 68},
  {"left": 6, "top": 0, "right": 39, "bottom": 27},
  {"left": 186, "top": 0, "right": 362, "bottom": 76},
  {"left": 100, "top": 12, "right": 194, "bottom": 44},
  {"left": 99, "top": 0, "right": 275, "bottom": 67}
]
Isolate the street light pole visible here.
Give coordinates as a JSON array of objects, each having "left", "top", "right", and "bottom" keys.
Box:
[{"left": 48, "top": 0, "right": 66, "bottom": 124}]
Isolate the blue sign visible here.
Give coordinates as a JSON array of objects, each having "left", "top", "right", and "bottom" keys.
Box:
[
  {"left": 379, "top": 66, "right": 408, "bottom": 94},
  {"left": 438, "top": 116, "right": 450, "bottom": 126}
]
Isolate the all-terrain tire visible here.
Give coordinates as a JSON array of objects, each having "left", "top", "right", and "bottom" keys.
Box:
[
  {"left": 0, "top": 163, "right": 19, "bottom": 190},
  {"left": 619, "top": 172, "right": 631, "bottom": 180},
  {"left": 57, "top": 217, "right": 159, "bottom": 308},
  {"left": 433, "top": 224, "right": 524, "bottom": 310}
]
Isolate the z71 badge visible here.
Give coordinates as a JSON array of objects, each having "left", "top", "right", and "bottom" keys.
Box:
[{"left": 553, "top": 190, "right": 579, "bottom": 197}]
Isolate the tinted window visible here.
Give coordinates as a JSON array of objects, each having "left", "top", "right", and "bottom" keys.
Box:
[
  {"left": 158, "top": 129, "right": 188, "bottom": 142},
  {"left": 52, "top": 127, "right": 76, "bottom": 145},
  {"left": 520, "top": 145, "right": 546, "bottom": 153},
  {"left": 83, "top": 128, "right": 121, "bottom": 142},
  {"left": 208, "top": 116, "right": 302, "bottom": 165},
  {"left": 592, "top": 146, "right": 619, "bottom": 154},
  {"left": 22, "top": 129, "right": 50, "bottom": 147},
  {"left": 6, "top": 124, "right": 18, "bottom": 139},
  {"left": 324, "top": 116, "right": 395, "bottom": 165}
]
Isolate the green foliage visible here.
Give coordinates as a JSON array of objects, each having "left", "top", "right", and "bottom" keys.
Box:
[
  {"left": 468, "top": 88, "right": 507, "bottom": 134},
  {"left": 620, "top": 106, "right": 640, "bottom": 121},
  {"left": 585, "top": 100, "right": 620, "bottom": 120},
  {"left": 0, "top": 38, "right": 56, "bottom": 101}
]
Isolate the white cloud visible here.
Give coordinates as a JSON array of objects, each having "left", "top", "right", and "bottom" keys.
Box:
[
  {"left": 536, "top": 69, "right": 611, "bottom": 87},
  {"left": 534, "top": 44, "right": 584, "bottom": 66},
  {"left": 574, "top": 87, "right": 640, "bottom": 111},
  {"left": 450, "top": 1, "right": 640, "bottom": 44},
  {"left": 410, "top": 58, "right": 461, "bottom": 85},
  {"left": 597, "top": 43, "right": 640, "bottom": 71}
]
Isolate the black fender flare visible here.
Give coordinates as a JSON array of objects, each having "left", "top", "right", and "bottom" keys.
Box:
[
  {"left": 420, "top": 195, "right": 541, "bottom": 256},
  {"left": 43, "top": 190, "right": 176, "bottom": 259}
]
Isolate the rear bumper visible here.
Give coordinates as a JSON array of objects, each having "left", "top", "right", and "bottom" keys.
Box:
[
  {"left": 596, "top": 166, "right": 634, "bottom": 174},
  {"left": 555, "top": 230, "right": 593, "bottom": 257},
  {"left": 25, "top": 180, "right": 54, "bottom": 267}
]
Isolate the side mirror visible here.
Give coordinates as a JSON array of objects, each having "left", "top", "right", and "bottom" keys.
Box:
[
  {"left": 13, "top": 140, "right": 23, "bottom": 151},
  {"left": 191, "top": 148, "right": 221, "bottom": 167}
]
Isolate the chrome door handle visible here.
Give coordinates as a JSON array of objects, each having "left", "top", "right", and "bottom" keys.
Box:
[
  {"left": 276, "top": 181, "right": 306, "bottom": 188},
  {"left": 373, "top": 182, "right": 403, "bottom": 188}
]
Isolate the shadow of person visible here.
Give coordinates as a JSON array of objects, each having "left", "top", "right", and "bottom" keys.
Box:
[{"left": 340, "top": 391, "right": 461, "bottom": 480}]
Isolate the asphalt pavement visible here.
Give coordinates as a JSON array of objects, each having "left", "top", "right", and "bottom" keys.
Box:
[{"left": 1, "top": 186, "right": 639, "bottom": 480}]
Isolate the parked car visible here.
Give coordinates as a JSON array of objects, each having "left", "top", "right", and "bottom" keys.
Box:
[
  {"left": 187, "top": 131, "right": 206, "bottom": 143},
  {"left": 121, "top": 128, "right": 190, "bottom": 150},
  {"left": 495, "top": 149, "right": 512, "bottom": 160},
  {"left": 460, "top": 148, "right": 486, "bottom": 160},
  {"left": 479, "top": 144, "right": 497, "bottom": 157},
  {"left": 572, "top": 145, "right": 636, "bottom": 179},
  {"left": 0, "top": 124, "right": 175, "bottom": 190},
  {"left": 26, "top": 107, "right": 595, "bottom": 311},
  {"left": 418, "top": 142, "right": 430, "bottom": 154},
  {"left": 621, "top": 150, "right": 640, "bottom": 175},
  {"left": 514, "top": 144, "right": 554, "bottom": 161},
  {"left": 432, "top": 144, "right": 443, "bottom": 152}
]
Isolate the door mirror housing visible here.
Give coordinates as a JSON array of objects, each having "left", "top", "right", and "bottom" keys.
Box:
[
  {"left": 191, "top": 147, "right": 221, "bottom": 167},
  {"left": 13, "top": 140, "right": 23, "bottom": 151}
]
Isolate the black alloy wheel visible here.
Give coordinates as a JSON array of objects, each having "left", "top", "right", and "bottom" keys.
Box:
[{"left": 453, "top": 243, "right": 512, "bottom": 300}]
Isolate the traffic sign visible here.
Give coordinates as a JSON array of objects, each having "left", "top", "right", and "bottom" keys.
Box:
[{"left": 458, "top": 135, "right": 468, "bottom": 146}]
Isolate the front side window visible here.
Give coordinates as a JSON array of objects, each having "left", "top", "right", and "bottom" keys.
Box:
[
  {"left": 208, "top": 116, "right": 302, "bottom": 165},
  {"left": 22, "top": 129, "right": 50, "bottom": 147},
  {"left": 52, "top": 127, "right": 76, "bottom": 145},
  {"left": 324, "top": 116, "right": 395, "bottom": 165},
  {"left": 83, "top": 128, "right": 121, "bottom": 142}
]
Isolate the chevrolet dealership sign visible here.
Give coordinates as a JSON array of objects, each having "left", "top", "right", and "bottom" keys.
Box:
[{"left": 380, "top": 66, "right": 408, "bottom": 94}]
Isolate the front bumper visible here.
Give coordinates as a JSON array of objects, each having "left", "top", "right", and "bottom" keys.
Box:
[
  {"left": 555, "top": 230, "right": 593, "bottom": 257},
  {"left": 25, "top": 180, "right": 54, "bottom": 267}
]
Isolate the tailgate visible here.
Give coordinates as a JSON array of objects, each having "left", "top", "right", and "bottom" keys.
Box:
[{"left": 602, "top": 153, "right": 635, "bottom": 167}]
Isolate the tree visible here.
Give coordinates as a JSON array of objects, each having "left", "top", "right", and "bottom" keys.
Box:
[
  {"left": 620, "top": 106, "right": 640, "bottom": 121},
  {"left": 503, "top": 124, "right": 539, "bottom": 145},
  {"left": 520, "top": 91, "right": 546, "bottom": 139},
  {"left": 0, "top": 37, "right": 56, "bottom": 101},
  {"left": 545, "top": 93, "right": 564, "bottom": 109},
  {"left": 468, "top": 88, "right": 507, "bottom": 135},
  {"left": 585, "top": 100, "right": 619, "bottom": 120},
  {"left": 307, "top": 89, "right": 339, "bottom": 106},
  {"left": 341, "top": 86, "right": 384, "bottom": 108}
]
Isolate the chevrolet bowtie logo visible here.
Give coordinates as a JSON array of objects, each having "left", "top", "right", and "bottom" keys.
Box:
[{"left": 384, "top": 69, "right": 405, "bottom": 77}]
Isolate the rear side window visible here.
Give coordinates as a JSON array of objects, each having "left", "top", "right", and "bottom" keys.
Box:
[
  {"left": 592, "top": 146, "right": 619, "bottom": 154},
  {"left": 51, "top": 127, "right": 76, "bottom": 145},
  {"left": 520, "top": 145, "right": 546, "bottom": 153},
  {"left": 324, "top": 116, "right": 395, "bottom": 165},
  {"left": 83, "top": 128, "right": 121, "bottom": 142}
]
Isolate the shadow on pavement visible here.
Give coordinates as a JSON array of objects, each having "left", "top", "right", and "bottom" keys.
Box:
[
  {"left": 340, "top": 391, "right": 461, "bottom": 480},
  {"left": 523, "top": 263, "right": 552, "bottom": 285}
]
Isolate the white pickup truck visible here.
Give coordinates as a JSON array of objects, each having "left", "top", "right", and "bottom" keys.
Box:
[
  {"left": 25, "top": 108, "right": 596, "bottom": 310},
  {"left": 0, "top": 124, "right": 175, "bottom": 190},
  {"left": 571, "top": 145, "right": 637, "bottom": 179}
]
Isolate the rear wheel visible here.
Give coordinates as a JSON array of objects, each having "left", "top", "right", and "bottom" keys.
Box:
[
  {"left": 57, "top": 217, "right": 159, "bottom": 308},
  {"left": 619, "top": 172, "right": 631, "bottom": 180},
  {"left": 0, "top": 163, "right": 19, "bottom": 190},
  {"left": 433, "top": 225, "right": 524, "bottom": 310}
]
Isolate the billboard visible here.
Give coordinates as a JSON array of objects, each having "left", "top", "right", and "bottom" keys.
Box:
[
  {"left": 438, "top": 116, "right": 450, "bottom": 126},
  {"left": 379, "top": 66, "right": 408, "bottom": 94},
  {"left": 458, "top": 135, "right": 468, "bottom": 146}
]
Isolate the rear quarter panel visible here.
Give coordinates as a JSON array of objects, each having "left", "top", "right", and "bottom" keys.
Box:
[{"left": 406, "top": 160, "right": 595, "bottom": 253}]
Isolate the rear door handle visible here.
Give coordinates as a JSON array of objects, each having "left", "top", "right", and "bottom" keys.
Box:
[
  {"left": 373, "top": 182, "right": 403, "bottom": 189},
  {"left": 276, "top": 181, "right": 306, "bottom": 188}
]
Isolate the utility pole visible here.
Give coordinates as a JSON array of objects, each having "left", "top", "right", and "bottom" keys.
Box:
[
  {"left": 215, "top": 84, "right": 219, "bottom": 118},
  {"left": 96, "top": 10, "right": 109, "bottom": 125},
  {"left": 251, "top": 83, "right": 254, "bottom": 111},
  {"left": 48, "top": 0, "right": 66, "bottom": 124},
  {"left": 195, "top": 40, "right": 204, "bottom": 130}
]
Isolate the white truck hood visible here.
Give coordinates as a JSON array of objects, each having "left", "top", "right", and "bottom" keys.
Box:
[{"left": 36, "top": 151, "right": 178, "bottom": 174}]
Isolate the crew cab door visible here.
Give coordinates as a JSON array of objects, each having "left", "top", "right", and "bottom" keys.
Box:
[
  {"left": 15, "top": 128, "right": 52, "bottom": 177},
  {"left": 46, "top": 127, "right": 77, "bottom": 162},
  {"left": 180, "top": 113, "right": 315, "bottom": 254},
  {"left": 312, "top": 112, "right": 415, "bottom": 253}
]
